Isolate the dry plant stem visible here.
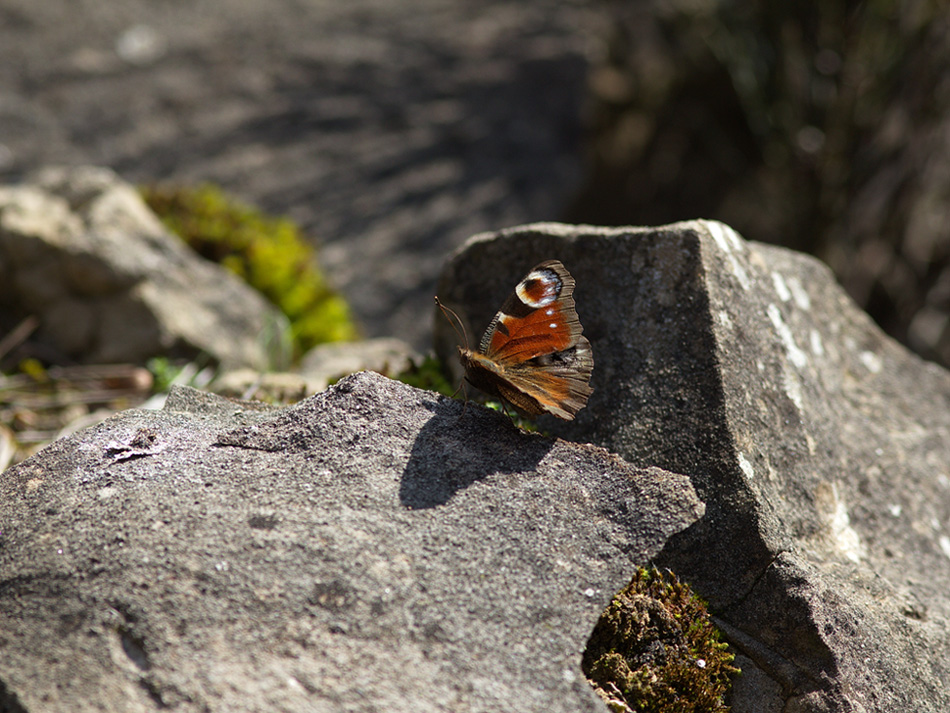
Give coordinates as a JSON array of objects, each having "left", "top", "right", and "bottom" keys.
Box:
[{"left": 0, "top": 316, "right": 39, "bottom": 362}]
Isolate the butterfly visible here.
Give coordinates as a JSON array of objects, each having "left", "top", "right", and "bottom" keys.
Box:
[{"left": 440, "top": 260, "right": 594, "bottom": 420}]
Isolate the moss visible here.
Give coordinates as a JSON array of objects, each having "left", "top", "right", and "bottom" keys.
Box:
[
  {"left": 584, "top": 568, "right": 740, "bottom": 712},
  {"left": 141, "top": 184, "right": 358, "bottom": 359}
]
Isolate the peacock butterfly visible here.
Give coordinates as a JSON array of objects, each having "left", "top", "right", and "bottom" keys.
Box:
[{"left": 439, "top": 260, "right": 594, "bottom": 420}]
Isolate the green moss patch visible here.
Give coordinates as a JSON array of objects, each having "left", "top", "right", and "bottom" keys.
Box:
[
  {"left": 584, "top": 568, "right": 740, "bottom": 712},
  {"left": 141, "top": 184, "right": 358, "bottom": 359}
]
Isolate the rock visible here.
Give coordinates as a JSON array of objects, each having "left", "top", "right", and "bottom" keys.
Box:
[
  {"left": 0, "top": 374, "right": 703, "bottom": 712},
  {"left": 0, "top": 0, "right": 600, "bottom": 349},
  {"left": 0, "top": 423, "right": 13, "bottom": 472},
  {"left": 211, "top": 337, "right": 421, "bottom": 403},
  {"left": 435, "top": 220, "right": 950, "bottom": 712},
  {"left": 0, "top": 166, "right": 287, "bottom": 369},
  {"left": 211, "top": 368, "right": 310, "bottom": 403},
  {"left": 297, "top": 337, "right": 420, "bottom": 392}
]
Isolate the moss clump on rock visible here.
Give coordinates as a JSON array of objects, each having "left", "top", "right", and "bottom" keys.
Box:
[
  {"left": 141, "top": 184, "right": 358, "bottom": 358},
  {"left": 583, "top": 568, "right": 739, "bottom": 712}
]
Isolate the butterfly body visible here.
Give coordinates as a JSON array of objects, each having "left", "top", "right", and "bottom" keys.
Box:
[{"left": 456, "top": 260, "right": 593, "bottom": 420}]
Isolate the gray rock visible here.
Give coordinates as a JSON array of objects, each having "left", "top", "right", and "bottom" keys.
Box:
[
  {"left": 297, "top": 336, "right": 420, "bottom": 392},
  {"left": 0, "top": 374, "right": 702, "bottom": 712},
  {"left": 0, "top": 166, "right": 287, "bottom": 369},
  {"left": 211, "top": 368, "right": 311, "bottom": 403},
  {"left": 435, "top": 220, "right": 950, "bottom": 712},
  {"left": 0, "top": 0, "right": 600, "bottom": 349},
  {"left": 210, "top": 337, "right": 421, "bottom": 403}
]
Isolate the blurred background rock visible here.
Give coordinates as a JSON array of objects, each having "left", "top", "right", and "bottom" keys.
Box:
[{"left": 2, "top": 0, "right": 947, "bottom": 369}]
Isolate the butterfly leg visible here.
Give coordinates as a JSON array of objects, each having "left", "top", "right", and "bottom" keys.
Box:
[{"left": 456, "top": 381, "right": 469, "bottom": 422}]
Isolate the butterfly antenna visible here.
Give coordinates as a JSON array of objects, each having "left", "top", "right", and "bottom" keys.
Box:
[
  {"left": 434, "top": 296, "right": 471, "bottom": 418},
  {"left": 434, "top": 296, "right": 470, "bottom": 351}
]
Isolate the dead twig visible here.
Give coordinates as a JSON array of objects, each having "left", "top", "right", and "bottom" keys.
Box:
[{"left": 0, "top": 316, "right": 40, "bottom": 363}]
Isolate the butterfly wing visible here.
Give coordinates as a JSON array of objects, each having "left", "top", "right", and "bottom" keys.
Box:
[
  {"left": 492, "top": 335, "right": 593, "bottom": 419},
  {"left": 479, "top": 260, "right": 582, "bottom": 363},
  {"left": 461, "top": 260, "right": 594, "bottom": 420}
]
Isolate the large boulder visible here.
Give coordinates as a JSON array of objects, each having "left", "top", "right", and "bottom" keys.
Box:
[
  {"left": 0, "top": 375, "right": 702, "bottom": 712},
  {"left": 6, "top": 215, "right": 948, "bottom": 711},
  {"left": 0, "top": 166, "right": 286, "bottom": 369},
  {"left": 435, "top": 220, "right": 950, "bottom": 712}
]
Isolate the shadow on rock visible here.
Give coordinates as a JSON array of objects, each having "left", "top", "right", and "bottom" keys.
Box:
[{"left": 400, "top": 397, "right": 555, "bottom": 509}]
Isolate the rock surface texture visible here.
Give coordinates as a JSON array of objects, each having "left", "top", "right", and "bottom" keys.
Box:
[
  {"left": 435, "top": 221, "right": 950, "bottom": 712},
  {"left": 0, "top": 376, "right": 702, "bottom": 712},
  {"left": 0, "top": 0, "right": 599, "bottom": 348},
  {"left": 0, "top": 167, "right": 285, "bottom": 368}
]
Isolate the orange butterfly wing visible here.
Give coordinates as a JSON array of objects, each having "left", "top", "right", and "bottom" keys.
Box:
[{"left": 459, "top": 260, "right": 593, "bottom": 420}]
